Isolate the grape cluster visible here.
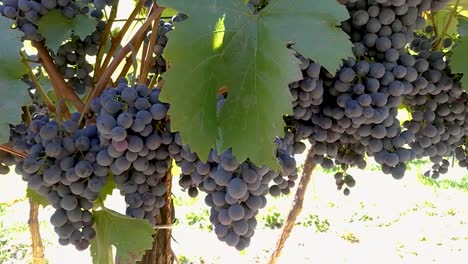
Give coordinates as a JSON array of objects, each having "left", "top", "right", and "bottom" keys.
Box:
[
  {"left": 15, "top": 113, "right": 106, "bottom": 250},
  {"left": 167, "top": 91, "right": 302, "bottom": 249},
  {"left": 0, "top": 71, "right": 51, "bottom": 175},
  {"left": 147, "top": 13, "right": 187, "bottom": 80},
  {"left": 402, "top": 30, "right": 468, "bottom": 178},
  {"left": 0, "top": 0, "right": 114, "bottom": 94},
  {"left": 170, "top": 131, "right": 300, "bottom": 250},
  {"left": 0, "top": 0, "right": 110, "bottom": 41},
  {"left": 289, "top": 53, "right": 324, "bottom": 122},
  {"left": 91, "top": 80, "right": 172, "bottom": 226},
  {"left": 52, "top": 20, "right": 106, "bottom": 95},
  {"left": 282, "top": 0, "right": 448, "bottom": 194}
]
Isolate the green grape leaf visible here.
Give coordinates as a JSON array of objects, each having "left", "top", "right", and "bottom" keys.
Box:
[
  {"left": 457, "top": 15, "right": 468, "bottom": 36},
  {"left": 433, "top": 10, "right": 459, "bottom": 38},
  {"left": 0, "top": 17, "right": 31, "bottom": 143},
  {"left": 26, "top": 188, "right": 48, "bottom": 208},
  {"left": 71, "top": 14, "right": 98, "bottom": 40},
  {"left": 159, "top": 0, "right": 352, "bottom": 168},
  {"left": 38, "top": 11, "right": 74, "bottom": 52},
  {"left": 0, "top": 124, "right": 10, "bottom": 143},
  {"left": 95, "top": 174, "right": 116, "bottom": 206},
  {"left": 450, "top": 36, "right": 468, "bottom": 90},
  {"left": 38, "top": 11, "right": 97, "bottom": 53},
  {"left": 90, "top": 208, "right": 155, "bottom": 264}
]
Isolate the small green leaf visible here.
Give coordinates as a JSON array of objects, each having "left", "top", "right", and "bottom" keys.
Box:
[
  {"left": 90, "top": 208, "right": 155, "bottom": 264},
  {"left": 38, "top": 11, "right": 74, "bottom": 53},
  {"left": 0, "top": 17, "right": 31, "bottom": 143},
  {"left": 457, "top": 15, "right": 468, "bottom": 36},
  {"left": 38, "top": 11, "right": 97, "bottom": 53},
  {"left": 26, "top": 188, "right": 48, "bottom": 207},
  {"left": 450, "top": 36, "right": 468, "bottom": 90},
  {"left": 159, "top": 0, "right": 352, "bottom": 168},
  {"left": 96, "top": 174, "right": 115, "bottom": 206},
  {"left": 71, "top": 14, "right": 98, "bottom": 40},
  {"left": 162, "top": 8, "right": 178, "bottom": 18}
]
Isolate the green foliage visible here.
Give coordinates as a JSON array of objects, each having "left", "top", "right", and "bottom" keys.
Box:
[
  {"left": 417, "top": 173, "right": 468, "bottom": 192},
  {"left": 95, "top": 174, "right": 116, "bottom": 206},
  {"left": 450, "top": 36, "right": 468, "bottom": 90},
  {"left": 38, "top": 11, "right": 97, "bottom": 53},
  {"left": 0, "top": 17, "right": 31, "bottom": 143},
  {"left": 159, "top": 0, "right": 352, "bottom": 168},
  {"left": 432, "top": 9, "right": 459, "bottom": 38},
  {"left": 262, "top": 211, "right": 284, "bottom": 229},
  {"left": 26, "top": 189, "right": 48, "bottom": 208},
  {"left": 90, "top": 208, "right": 155, "bottom": 264},
  {"left": 406, "top": 157, "right": 431, "bottom": 169},
  {"left": 457, "top": 15, "right": 468, "bottom": 36},
  {"left": 299, "top": 214, "right": 330, "bottom": 233},
  {"left": 184, "top": 209, "right": 213, "bottom": 231},
  {"left": 0, "top": 222, "right": 30, "bottom": 263},
  {"left": 340, "top": 232, "right": 360, "bottom": 243}
]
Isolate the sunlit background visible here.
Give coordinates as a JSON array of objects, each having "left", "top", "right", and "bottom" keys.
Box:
[
  {"left": 1, "top": 153, "right": 467, "bottom": 264},
  {"left": 1, "top": 1, "right": 467, "bottom": 264}
]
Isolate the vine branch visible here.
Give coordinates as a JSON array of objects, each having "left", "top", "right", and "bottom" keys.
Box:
[
  {"left": 81, "top": 6, "right": 165, "bottom": 120},
  {"left": 95, "top": 0, "right": 120, "bottom": 80},
  {"left": 267, "top": 149, "right": 316, "bottom": 264},
  {"left": 32, "top": 41, "right": 84, "bottom": 112},
  {"left": 139, "top": 10, "right": 161, "bottom": 84},
  {"left": 0, "top": 144, "right": 27, "bottom": 158},
  {"left": 20, "top": 52, "right": 56, "bottom": 113},
  {"left": 99, "top": 0, "right": 146, "bottom": 74},
  {"left": 118, "top": 21, "right": 148, "bottom": 81}
]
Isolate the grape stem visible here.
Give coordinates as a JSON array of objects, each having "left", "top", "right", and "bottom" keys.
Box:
[
  {"left": 98, "top": 0, "right": 146, "bottom": 75},
  {"left": 267, "top": 149, "right": 316, "bottom": 264},
  {"left": 20, "top": 51, "right": 56, "bottom": 113},
  {"left": 0, "top": 144, "right": 26, "bottom": 158},
  {"left": 434, "top": 0, "right": 460, "bottom": 50},
  {"left": 21, "top": 106, "right": 31, "bottom": 127},
  {"left": 94, "top": 0, "right": 120, "bottom": 81},
  {"left": 32, "top": 41, "right": 84, "bottom": 112},
  {"left": 117, "top": 20, "right": 149, "bottom": 82},
  {"left": 442, "top": 0, "right": 460, "bottom": 36},
  {"left": 148, "top": 74, "right": 159, "bottom": 89},
  {"left": 139, "top": 5, "right": 161, "bottom": 85},
  {"left": 80, "top": 5, "right": 165, "bottom": 123}
]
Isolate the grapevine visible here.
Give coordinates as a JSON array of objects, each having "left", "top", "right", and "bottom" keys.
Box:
[{"left": 0, "top": 0, "right": 466, "bottom": 263}]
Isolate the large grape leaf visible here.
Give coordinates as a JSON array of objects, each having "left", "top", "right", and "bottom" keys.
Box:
[
  {"left": 0, "top": 17, "right": 31, "bottom": 143},
  {"left": 90, "top": 208, "right": 155, "bottom": 264},
  {"left": 159, "top": 0, "right": 352, "bottom": 168},
  {"left": 450, "top": 36, "right": 468, "bottom": 90},
  {"left": 38, "top": 11, "right": 97, "bottom": 53},
  {"left": 457, "top": 15, "right": 468, "bottom": 36}
]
